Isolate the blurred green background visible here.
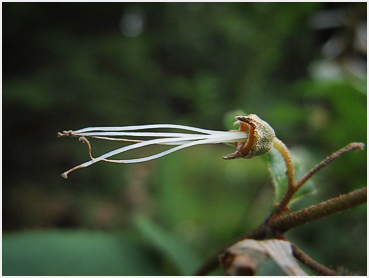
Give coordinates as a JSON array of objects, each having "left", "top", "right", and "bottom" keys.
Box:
[{"left": 2, "top": 2, "right": 366, "bottom": 275}]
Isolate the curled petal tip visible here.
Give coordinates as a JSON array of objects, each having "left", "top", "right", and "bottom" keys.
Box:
[
  {"left": 358, "top": 143, "right": 365, "bottom": 150},
  {"left": 348, "top": 142, "right": 365, "bottom": 151},
  {"left": 233, "top": 120, "right": 243, "bottom": 126},
  {"left": 61, "top": 173, "right": 69, "bottom": 179},
  {"left": 58, "top": 130, "right": 75, "bottom": 138},
  {"left": 223, "top": 151, "right": 243, "bottom": 160}
]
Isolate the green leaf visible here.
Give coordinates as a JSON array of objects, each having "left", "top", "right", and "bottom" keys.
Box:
[
  {"left": 134, "top": 215, "right": 202, "bottom": 276},
  {"left": 267, "top": 147, "right": 316, "bottom": 204},
  {"left": 2, "top": 230, "right": 161, "bottom": 276}
]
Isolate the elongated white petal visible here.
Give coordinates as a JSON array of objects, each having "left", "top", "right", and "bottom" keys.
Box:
[
  {"left": 61, "top": 130, "right": 247, "bottom": 178},
  {"left": 86, "top": 135, "right": 193, "bottom": 145},
  {"left": 62, "top": 134, "right": 214, "bottom": 178},
  {"left": 115, "top": 132, "right": 247, "bottom": 163},
  {"left": 75, "top": 133, "right": 233, "bottom": 166},
  {"left": 89, "top": 132, "right": 247, "bottom": 165},
  {"left": 74, "top": 124, "right": 224, "bottom": 135},
  {"left": 73, "top": 131, "right": 210, "bottom": 138}
]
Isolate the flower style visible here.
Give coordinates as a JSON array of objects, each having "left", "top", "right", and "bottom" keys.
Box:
[{"left": 58, "top": 114, "right": 275, "bottom": 179}]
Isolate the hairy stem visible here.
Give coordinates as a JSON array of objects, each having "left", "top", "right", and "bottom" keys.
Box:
[
  {"left": 271, "top": 138, "right": 296, "bottom": 215},
  {"left": 294, "top": 142, "right": 364, "bottom": 191},
  {"left": 270, "top": 187, "right": 367, "bottom": 233},
  {"left": 195, "top": 143, "right": 365, "bottom": 276},
  {"left": 273, "top": 142, "right": 364, "bottom": 216},
  {"left": 291, "top": 243, "right": 337, "bottom": 275},
  {"left": 273, "top": 138, "right": 295, "bottom": 188},
  {"left": 194, "top": 187, "right": 366, "bottom": 276}
]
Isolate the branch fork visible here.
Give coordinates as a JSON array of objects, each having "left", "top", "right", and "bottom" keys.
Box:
[{"left": 195, "top": 141, "right": 365, "bottom": 276}]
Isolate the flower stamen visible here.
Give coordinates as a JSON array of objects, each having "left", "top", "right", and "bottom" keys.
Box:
[{"left": 58, "top": 124, "right": 248, "bottom": 178}]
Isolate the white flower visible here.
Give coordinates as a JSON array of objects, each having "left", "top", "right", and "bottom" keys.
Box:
[{"left": 58, "top": 123, "right": 249, "bottom": 179}]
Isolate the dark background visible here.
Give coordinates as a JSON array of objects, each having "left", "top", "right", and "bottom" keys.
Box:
[{"left": 3, "top": 2, "right": 367, "bottom": 275}]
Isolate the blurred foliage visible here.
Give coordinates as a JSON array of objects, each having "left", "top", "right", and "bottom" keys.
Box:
[
  {"left": 3, "top": 229, "right": 162, "bottom": 275},
  {"left": 2, "top": 2, "right": 366, "bottom": 276}
]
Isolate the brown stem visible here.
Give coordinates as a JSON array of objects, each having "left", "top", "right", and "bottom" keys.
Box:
[
  {"left": 270, "top": 187, "right": 367, "bottom": 233},
  {"left": 273, "top": 142, "right": 364, "bottom": 217},
  {"left": 194, "top": 187, "right": 367, "bottom": 276},
  {"left": 294, "top": 143, "right": 364, "bottom": 191},
  {"left": 194, "top": 143, "right": 365, "bottom": 276},
  {"left": 291, "top": 243, "right": 337, "bottom": 275}
]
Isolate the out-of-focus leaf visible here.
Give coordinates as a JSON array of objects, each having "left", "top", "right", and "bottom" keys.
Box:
[
  {"left": 2, "top": 230, "right": 161, "bottom": 276},
  {"left": 134, "top": 215, "right": 201, "bottom": 276},
  {"left": 267, "top": 147, "right": 316, "bottom": 204}
]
